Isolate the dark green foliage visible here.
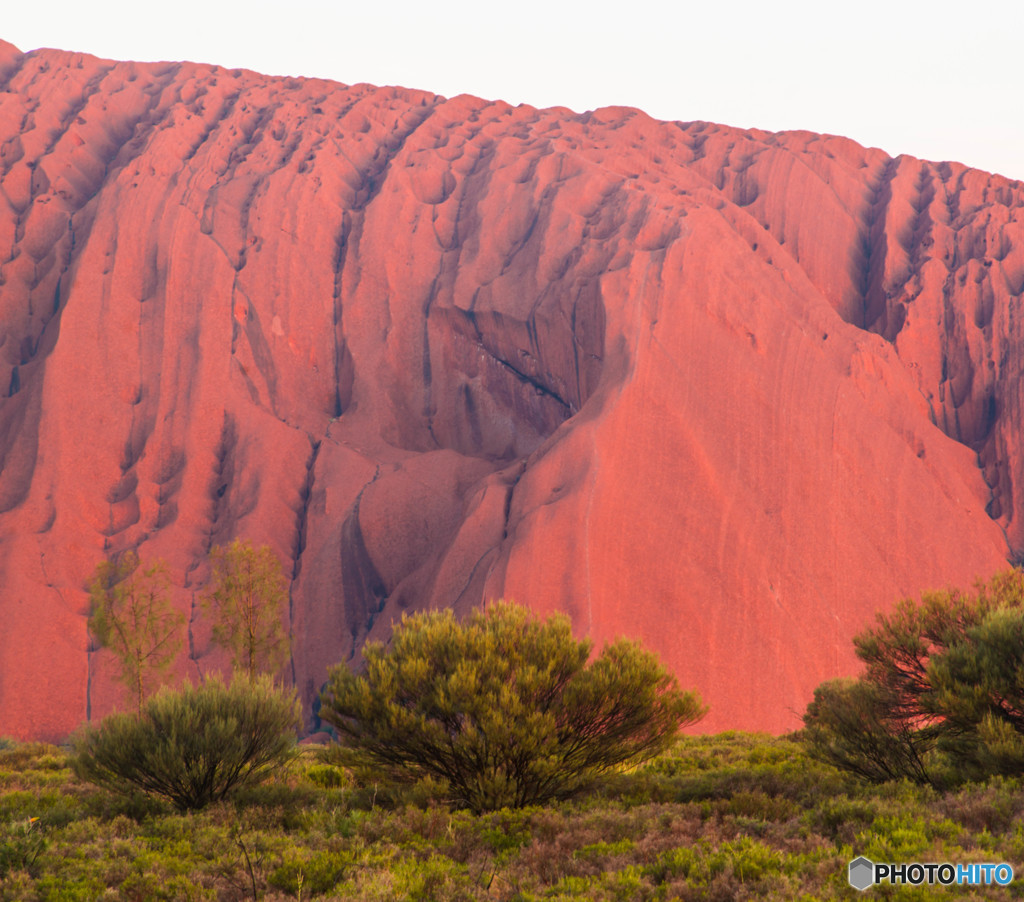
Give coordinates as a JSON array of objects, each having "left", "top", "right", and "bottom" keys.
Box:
[
  {"left": 852, "top": 570, "right": 1024, "bottom": 723},
  {"left": 87, "top": 551, "right": 184, "bottom": 712},
  {"left": 801, "top": 678, "right": 934, "bottom": 785},
  {"left": 319, "top": 601, "right": 705, "bottom": 813},
  {"left": 803, "top": 569, "right": 1024, "bottom": 784},
  {"left": 0, "top": 818, "right": 45, "bottom": 878},
  {"left": 928, "top": 606, "right": 1024, "bottom": 777},
  {"left": 72, "top": 676, "right": 301, "bottom": 811}
]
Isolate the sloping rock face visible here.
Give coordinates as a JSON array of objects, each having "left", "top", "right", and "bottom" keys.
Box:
[{"left": 0, "top": 40, "right": 1021, "bottom": 738}]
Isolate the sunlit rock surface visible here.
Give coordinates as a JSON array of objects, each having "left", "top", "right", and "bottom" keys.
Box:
[{"left": 0, "top": 39, "right": 1020, "bottom": 738}]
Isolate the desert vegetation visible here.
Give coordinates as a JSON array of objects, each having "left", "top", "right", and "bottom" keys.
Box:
[
  {"left": 88, "top": 541, "right": 292, "bottom": 709},
  {"left": 72, "top": 677, "right": 302, "bottom": 812},
  {"left": 320, "top": 602, "right": 705, "bottom": 813},
  {"left": 203, "top": 540, "right": 292, "bottom": 682},
  {"left": 87, "top": 552, "right": 184, "bottom": 714},
  {"left": 6, "top": 578, "right": 1024, "bottom": 897},
  {"left": 803, "top": 569, "right": 1024, "bottom": 788},
  {"left": 3, "top": 732, "right": 1024, "bottom": 899}
]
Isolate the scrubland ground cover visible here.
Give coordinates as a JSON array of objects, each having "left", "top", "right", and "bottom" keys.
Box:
[{"left": 1, "top": 733, "right": 1023, "bottom": 900}]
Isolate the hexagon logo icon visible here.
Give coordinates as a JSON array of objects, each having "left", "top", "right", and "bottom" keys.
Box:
[{"left": 849, "top": 857, "right": 875, "bottom": 891}]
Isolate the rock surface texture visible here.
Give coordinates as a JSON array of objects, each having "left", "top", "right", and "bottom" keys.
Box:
[{"left": 1, "top": 40, "right": 1021, "bottom": 738}]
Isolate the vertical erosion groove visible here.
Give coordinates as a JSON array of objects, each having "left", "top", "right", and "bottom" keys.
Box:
[
  {"left": 340, "top": 466, "right": 386, "bottom": 649},
  {"left": 289, "top": 437, "right": 322, "bottom": 686}
]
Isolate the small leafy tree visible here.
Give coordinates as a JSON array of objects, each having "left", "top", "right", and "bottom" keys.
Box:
[
  {"left": 88, "top": 551, "right": 184, "bottom": 712},
  {"left": 203, "top": 539, "right": 290, "bottom": 680},
  {"left": 319, "top": 601, "right": 706, "bottom": 812},
  {"left": 72, "top": 676, "right": 301, "bottom": 810}
]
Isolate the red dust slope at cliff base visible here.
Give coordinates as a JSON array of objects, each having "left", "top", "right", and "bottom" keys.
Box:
[{"left": 0, "top": 39, "right": 1020, "bottom": 739}]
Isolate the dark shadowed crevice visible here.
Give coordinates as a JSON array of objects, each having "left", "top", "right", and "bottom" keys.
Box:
[
  {"left": 485, "top": 345, "right": 573, "bottom": 414},
  {"left": 205, "top": 411, "right": 239, "bottom": 548},
  {"left": 0, "top": 381, "right": 40, "bottom": 513},
  {"left": 289, "top": 437, "right": 322, "bottom": 686},
  {"left": 187, "top": 590, "right": 199, "bottom": 674},
  {"left": 502, "top": 460, "right": 528, "bottom": 542},
  {"left": 330, "top": 212, "right": 353, "bottom": 418},
  {"left": 859, "top": 157, "right": 898, "bottom": 333},
  {"left": 339, "top": 466, "right": 387, "bottom": 652}
]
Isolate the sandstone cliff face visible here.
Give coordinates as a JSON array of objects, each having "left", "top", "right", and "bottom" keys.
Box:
[{"left": 0, "top": 40, "right": 1020, "bottom": 738}]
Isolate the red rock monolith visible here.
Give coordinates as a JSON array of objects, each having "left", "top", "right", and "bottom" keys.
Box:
[{"left": 0, "top": 44, "right": 1019, "bottom": 738}]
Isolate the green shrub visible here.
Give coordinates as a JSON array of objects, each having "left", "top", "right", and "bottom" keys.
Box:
[
  {"left": 320, "top": 601, "right": 705, "bottom": 813},
  {"left": 0, "top": 817, "right": 46, "bottom": 878},
  {"left": 803, "top": 569, "right": 1024, "bottom": 785},
  {"left": 72, "top": 676, "right": 300, "bottom": 811},
  {"left": 268, "top": 848, "right": 352, "bottom": 896},
  {"left": 304, "top": 762, "right": 348, "bottom": 789},
  {"left": 802, "top": 677, "right": 935, "bottom": 785},
  {"left": 478, "top": 809, "right": 534, "bottom": 856},
  {"left": 927, "top": 607, "right": 1024, "bottom": 778}
]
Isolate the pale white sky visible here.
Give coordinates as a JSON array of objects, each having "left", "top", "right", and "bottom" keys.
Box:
[{"left": 5, "top": 1, "right": 1023, "bottom": 181}]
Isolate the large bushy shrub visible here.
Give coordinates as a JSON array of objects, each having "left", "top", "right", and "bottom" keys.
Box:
[
  {"left": 319, "top": 600, "right": 705, "bottom": 813},
  {"left": 802, "top": 570, "right": 1024, "bottom": 785},
  {"left": 73, "top": 676, "right": 301, "bottom": 810}
]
